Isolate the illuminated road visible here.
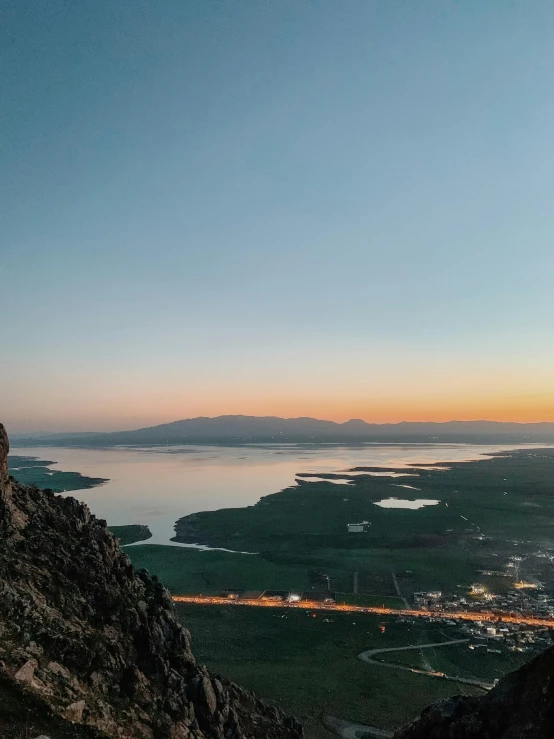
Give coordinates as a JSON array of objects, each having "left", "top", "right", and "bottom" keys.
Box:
[{"left": 172, "top": 594, "right": 554, "bottom": 628}]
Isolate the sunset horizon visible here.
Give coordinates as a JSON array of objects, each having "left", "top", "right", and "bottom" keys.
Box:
[
  {"left": 3, "top": 4, "right": 554, "bottom": 735},
  {"left": 3, "top": 2, "right": 553, "bottom": 437},
  {"left": 9, "top": 405, "right": 554, "bottom": 436}
]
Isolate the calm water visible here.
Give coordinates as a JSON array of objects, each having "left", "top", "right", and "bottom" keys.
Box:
[
  {"left": 374, "top": 497, "right": 440, "bottom": 509},
  {"left": 11, "top": 443, "right": 547, "bottom": 546}
]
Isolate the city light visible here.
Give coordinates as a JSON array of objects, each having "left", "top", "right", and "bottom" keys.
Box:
[{"left": 172, "top": 594, "right": 554, "bottom": 628}]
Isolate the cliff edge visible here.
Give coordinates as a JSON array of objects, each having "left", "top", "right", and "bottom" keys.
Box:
[
  {"left": 394, "top": 641, "right": 554, "bottom": 739},
  {"left": 0, "top": 424, "right": 302, "bottom": 739}
]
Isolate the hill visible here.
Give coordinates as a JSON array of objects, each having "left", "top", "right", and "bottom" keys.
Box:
[{"left": 12, "top": 415, "right": 554, "bottom": 446}]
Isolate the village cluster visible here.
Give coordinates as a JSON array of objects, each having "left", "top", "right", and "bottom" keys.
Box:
[{"left": 412, "top": 573, "right": 554, "bottom": 655}]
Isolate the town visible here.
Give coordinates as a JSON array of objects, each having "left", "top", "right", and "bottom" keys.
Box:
[
  {"left": 173, "top": 547, "right": 554, "bottom": 662},
  {"left": 411, "top": 581, "right": 554, "bottom": 655}
]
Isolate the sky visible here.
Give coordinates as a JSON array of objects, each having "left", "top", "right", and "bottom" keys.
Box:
[{"left": 2, "top": 0, "right": 554, "bottom": 432}]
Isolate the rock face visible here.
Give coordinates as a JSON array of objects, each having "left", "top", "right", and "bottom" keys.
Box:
[
  {"left": 0, "top": 423, "right": 26, "bottom": 532},
  {"left": 0, "top": 423, "right": 12, "bottom": 515},
  {"left": 0, "top": 423, "right": 302, "bottom": 739},
  {"left": 395, "top": 632, "right": 554, "bottom": 738}
]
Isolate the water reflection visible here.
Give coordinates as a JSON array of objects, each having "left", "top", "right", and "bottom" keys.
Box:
[
  {"left": 374, "top": 497, "right": 440, "bottom": 510},
  {"left": 11, "top": 443, "right": 548, "bottom": 545}
]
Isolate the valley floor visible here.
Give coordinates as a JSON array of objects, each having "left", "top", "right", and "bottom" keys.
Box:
[{"left": 173, "top": 603, "right": 525, "bottom": 739}]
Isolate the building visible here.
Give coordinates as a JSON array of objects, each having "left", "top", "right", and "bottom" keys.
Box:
[
  {"left": 347, "top": 521, "right": 370, "bottom": 533},
  {"left": 302, "top": 591, "right": 336, "bottom": 604}
]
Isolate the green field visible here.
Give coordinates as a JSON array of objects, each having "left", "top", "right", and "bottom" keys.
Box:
[
  {"left": 110, "top": 524, "right": 152, "bottom": 545},
  {"left": 175, "top": 603, "right": 484, "bottom": 739},
  {"left": 381, "top": 631, "right": 529, "bottom": 682},
  {"left": 8, "top": 455, "right": 108, "bottom": 493},
  {"left": 127, "top": 544, "right": 316, "bottom": 592},
  {"left": 170, "top": 450, "right": 554, "bottom": 596},
  {"left": 124, "top": 450, "right": 554, "bottom": 736},
  {"left": 339, "top": 593, "right": 405, "bottom": 609}
]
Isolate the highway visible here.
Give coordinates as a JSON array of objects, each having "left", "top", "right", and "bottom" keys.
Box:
[{"left": 172, "top": 594, "right": 554, "bottom": 628}]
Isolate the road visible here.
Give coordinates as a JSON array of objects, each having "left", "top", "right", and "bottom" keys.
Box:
[
  {"left": 391, "top": 571, "right": 410, "bottom": 610},
  {"left": 358, "top": 638, "right": 493, "bottom": 690},
  {"left": 172, "top": 594, "right": 554, "bottom": 628},
  {"left": 320, "top": 641, "right": 489, "bottom": 739}
]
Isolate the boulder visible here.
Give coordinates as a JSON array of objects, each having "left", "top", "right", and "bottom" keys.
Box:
[
  {"left": 64, "top": 699, "right": 86, "bottom": 723},
  {"left": 14, "top": 659, "right": 38, "bottom": 685}
]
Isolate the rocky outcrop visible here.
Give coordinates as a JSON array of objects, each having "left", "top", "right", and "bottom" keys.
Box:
[
  {"left": 0, "top": 424, "right": 302, "bottom": 739},
  {"left": 395, "top": 636, "right": 554, "bottom": 739},
  {"left": 0, "top": 423, "right": 26, "bottom": 532},
  {"left": 0, "top": 423, "right": 12, "bottom": 516}
]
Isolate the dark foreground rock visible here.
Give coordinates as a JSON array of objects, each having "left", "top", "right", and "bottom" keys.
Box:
[
  {"left": 394, "top": 621, "right": 554, "bottom": 739},
  {"left": 0, "top": 673, "right": 107, "bottom": 738},
  {"left": 0, "top": 423, "right": 302, "bottom": 739}
]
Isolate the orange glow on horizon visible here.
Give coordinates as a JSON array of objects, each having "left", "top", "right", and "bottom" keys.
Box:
[
  {"left": 19, "top": 395, "right": 554, "bottom": 432},
  {"left": 6, "top": 362, "right": 554, "bottom": 432},
  {"left": 122, "top": 390, "right": 554, "bottom": 428}
]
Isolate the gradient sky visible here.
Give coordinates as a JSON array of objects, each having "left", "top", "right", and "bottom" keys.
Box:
[{"left": 2, "top": 0, "right": 554, "bottom": 432}]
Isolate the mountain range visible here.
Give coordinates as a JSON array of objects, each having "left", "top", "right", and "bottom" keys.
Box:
[{"left": 11, "top": 415, "right": 554, "bottom": 446}]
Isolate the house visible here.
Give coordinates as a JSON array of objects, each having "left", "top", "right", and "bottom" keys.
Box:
[{"left": 347, "top": 521, "right": 370, "bottom": 533}]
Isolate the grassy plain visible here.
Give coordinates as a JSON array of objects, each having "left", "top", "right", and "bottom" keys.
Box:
[
  {"left": 126, "top": 450, "right": 554, "bottom": 736},
  {"left": 110, "top": 524, "right": 152, "bottom": 545},
  {"left": 127, "top": 544, "right": 314, "bottom": 592},
  {"left": 8, "top": 455, "right": 108, "bottom": 493},
  {"left": 174, "top": 603, "right": 485, "bottom": 739},
  {"left": 171, "top": 450, "right": 554, "bottom": 596}
]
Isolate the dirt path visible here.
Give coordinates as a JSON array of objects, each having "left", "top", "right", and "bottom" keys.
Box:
[
  {"left": 358, "top": 638, "right": 493, "bottom": 690},
  {"left": 323, "top": 639, "right": 490, "bottom": 739},
  {"left": 391, "top": 571, "right": 410, "bottom": 609},
  {"left": 420, "top": 646, "right": 433, "bottom": 672}
]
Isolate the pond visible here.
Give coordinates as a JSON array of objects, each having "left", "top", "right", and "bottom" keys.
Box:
[{"left": 374, "top": 497, "right": 440, "bottom": 509}]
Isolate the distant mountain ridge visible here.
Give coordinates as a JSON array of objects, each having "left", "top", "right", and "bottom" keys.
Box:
[{"left": 12, "top": 414, "right": 554, "bottom": 446}]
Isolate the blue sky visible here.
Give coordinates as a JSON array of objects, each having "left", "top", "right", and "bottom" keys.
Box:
[{"left": 2, "top": 1, "right": 554, "bottom": 431}]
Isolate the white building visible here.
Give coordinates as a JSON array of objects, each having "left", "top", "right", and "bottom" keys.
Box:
[{"left": 348, "top": 522, "right": 369, "bottom": 533}]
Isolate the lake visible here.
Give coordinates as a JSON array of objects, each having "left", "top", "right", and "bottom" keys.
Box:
[{"left": 11, "top": 442, "right": 548, "bottom": 545}]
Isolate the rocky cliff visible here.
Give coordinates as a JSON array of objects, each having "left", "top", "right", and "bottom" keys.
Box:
[
  {"left": 0, "top": 424, "right": 302, "bottom": 739},
  {"left": 394, "top": 642, "right": 554, "bottom": 739}
]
